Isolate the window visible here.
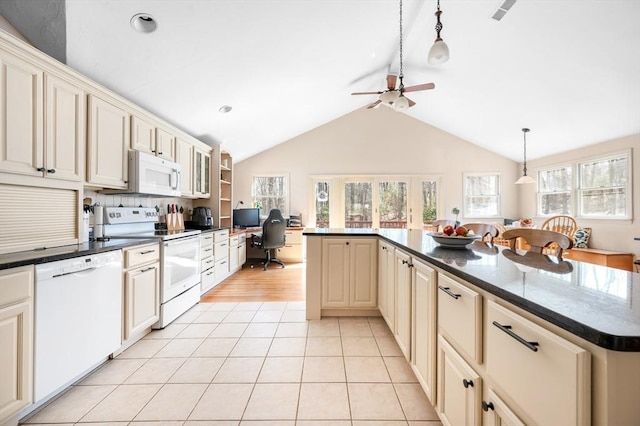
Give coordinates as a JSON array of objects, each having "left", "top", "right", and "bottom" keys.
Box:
[
  {"left": 378, "top": 181, "right": 408, "bottom": 229},
  {"left": 538, "top": 166, "right": 572, "bottom": 215},
  {"left": 344, "top": 181, "right": 372, "bottom": 228},
  {"left": 464, "top": 173, "right": 500, "bottom": 217},
  {"left": 252, "top": 174, "right": 289, "bottom": 217},
  {"left": 315, "top": 181, "right": 330, "bottom": 228},
  {"left": 421, "top": 180, "right": 438, "bottom": 224},
  {"left": 578, "top": 154, "right": 630, "bottom": 218}
]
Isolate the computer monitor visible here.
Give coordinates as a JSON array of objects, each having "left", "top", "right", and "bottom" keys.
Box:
[{"left": 233, "top": 208, "right": 261, "bottom": 228}]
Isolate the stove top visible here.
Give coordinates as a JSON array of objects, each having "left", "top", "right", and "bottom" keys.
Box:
[
  {"left": 107, "top": 229, "right": 201, "bottom": 241},
  {"left": 101, "top": 206, "right": 200, "bottom": 241}
]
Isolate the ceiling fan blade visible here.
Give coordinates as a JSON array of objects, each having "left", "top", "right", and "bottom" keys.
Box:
[
  {"left": 367, "top": 100, "right": 382, "bottom": 109},
  {"left": 386, "top": 74, "right": 398, "bottom": 90},
  {"left": 351, "top": 91, "right": 382, "bottom": 95},
  {"left": 403, "top": 82, "right": 435, "bottom": 93},
  {"left": 407, "top": 97, "right": 416, "bottom": 107}
]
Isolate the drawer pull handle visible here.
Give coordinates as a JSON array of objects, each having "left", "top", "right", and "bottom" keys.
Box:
[
  {"left": 482, "top": 401, "right": 495, "bottom": 412},
  {"left": 438, "top": 286, "right": 461, "bottom": 299},
  {"left": 492, "top": 321, "right": 539, "bottom": 352},
  {"left": 462, "top": 379, "right": 474, "bottom": 388},
  {"left": 206, "top": 271, "right": 214, "bottom": 276},
  {"left": 141, "top": 266, "right": 156, "bottom": 272},
  {"left": 140, "top": 250, "right": 156, "bottom": 255}
]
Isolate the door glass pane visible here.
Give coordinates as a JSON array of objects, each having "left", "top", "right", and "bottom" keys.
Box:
[
  {"left": 315, "top": 181, "right": 330, "bottom": 228},
  {"left": 344, "top": 182, "right": 372, "bottom": 228},
  {"left": 422, "top": 180, "right": 437, "bottom": 229},
  {"left": 378, "top": 181, "right": 407, "bottom": 229}
]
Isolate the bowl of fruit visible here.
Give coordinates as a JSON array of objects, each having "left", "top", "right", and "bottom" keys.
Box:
[
  {"left": 519, "top": 218, "right": 534, "bottom": 228},
  {"left": 427, "top": 225, "right": 481, "bottom": 249}
]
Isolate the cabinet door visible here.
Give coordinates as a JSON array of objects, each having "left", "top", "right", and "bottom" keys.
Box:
[
  {"left": 131, "top": 116, "right": 155, "bottom": 154},
  {"left": 412, "top": 259, "right": 437, "bottom": 403},
  {"left": 239, "top": 242, "right": 246, "bottom": 266},
  {"left": 349, "top": 238, "right": 377, "bottom": 308},
  {"left": 44, "top": 73, "right": 85, "bottom": 181},
  {"left": 194, "top": 148, "right": 210, "bottom": 198},
  {"left": 321, "top": 238, "right": 350, "bottom": 307},
  {"left": 384, "top": 244, "right": 396, "bottom": 332},
  {"left": 377, "top": 242, "right": 389, "bottom": 320},
  {"left": 155, "top": 127, "right": 175, "bottom": 161},
  {"left": 437, "top": 335, "right": 481, "bottom": 426},
  {"left": 124, "top": 263, "right": 160, "bottom": 340},
  {"left": 229, "top": 243, "right": 240, "bottom": 271},
  {"left": 175, "top": 138, "right": 194, "bottom": 197},
  {"left": 87, "top": 95, "right": 129, "bottom": 188},
  {"left": 482, "top": 388, "right": 525, "bottom": 426},
  {"left": 0, "top": 51, "right": 43, "bottom": 176},
  {"left": 394, "top": 250, "right": 412, "bottom": 359}
]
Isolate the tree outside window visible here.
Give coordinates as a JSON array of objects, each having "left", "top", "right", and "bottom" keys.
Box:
[
  {"left": 578, "top": 155, "right": 629, "bottom": 218},
  {"left": 464, "top": 174, "right": 500, "bottom": 217},
  {"left": 252, "top": 175, "right": 288, "bottom": 217},
  {"left": 538, "top": 166, "right": 572, "bottom": 215}
]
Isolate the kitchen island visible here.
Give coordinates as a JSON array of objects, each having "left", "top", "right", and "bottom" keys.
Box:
[{"left": 304, "top": 228, "right": 640, "bottom": 426}]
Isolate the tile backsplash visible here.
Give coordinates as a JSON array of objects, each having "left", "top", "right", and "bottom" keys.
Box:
[{"left": 84, "top": 190, "right": 194, "bottom": 217}]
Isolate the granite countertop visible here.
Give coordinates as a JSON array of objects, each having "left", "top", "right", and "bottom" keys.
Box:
[
  {"left": 304, "top": 228, "right": 640, "bottom": 352},
  {"left": 0, "top": 238, "right": 158, "bottom": 270}
]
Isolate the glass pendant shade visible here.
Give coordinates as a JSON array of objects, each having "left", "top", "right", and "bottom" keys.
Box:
[
  {"left": 379, "top": 90, "right": 400, "bottom": 104},
  {"left": 428, "top": 38, "right": 449, "bottom": 64},
  {"left": 393, "top": 96, "right": 410, "bottom": 111},
  {"left": 515, "top": 175, "right": 536, "bottom": 185}
]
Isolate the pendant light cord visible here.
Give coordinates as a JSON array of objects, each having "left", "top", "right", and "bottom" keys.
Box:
[
  {"left": 398, "top": 0, "right": 404, "bottom": 91},
  {"left": 435, "top": 0, "right": 443, "bottom": 39},
  {"left": 522, "top": 128, "right": 530, "bottom": 176}
]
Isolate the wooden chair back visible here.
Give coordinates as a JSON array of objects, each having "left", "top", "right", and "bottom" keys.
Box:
[
  {"left": 462, "top": 223, "right": 499, "bottom": 242},
  {"left": 502, "top": 228, "right": 573, "bottom": 257},
  {"left": 541, "top": 215, "right": 577, "bottom": 238}
]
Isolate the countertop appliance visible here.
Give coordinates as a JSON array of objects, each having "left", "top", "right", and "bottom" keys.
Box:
[
  {"left": 34, "top": 250, "right": 122, "bottom": 405},
  {"left": 191, "top": 206, "right": 213, "bottom": 227},
  {"left": 103, "top": 150, "right": 181, "bottom": 197},
  {"left": 103, "top": 207, "right": 201, "bottom": 328}
]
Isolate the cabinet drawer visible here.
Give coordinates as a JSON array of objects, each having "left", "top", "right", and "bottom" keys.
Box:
[
  {"left": 438, "top": 273, "right": 482, "bottom": 363},
  {"left": 200, "top": 233, "right": 214, "bottom": 250},
  {"left": 201, "top": 256, "right": 215, "bottom": 272},
  {"left": 0, "top": 265, "right": 34, "bottom": 306},
  {"left": 284, "top": 229, "right": 302, "bottom": 244},
  {"left": 486, "top": 300, "right": 590, "bottom": 426},
  {"left": 215, "top": 258, "right": 229, "bottom": 281},
  {"left": 124, "top": 243, "right": 160, "bottom": 269},
  {"left": 277, "top": 244, "right": 303, "bottom": 261},
  {"left": 229, "top": 235, "right": 239, "bottom": 247},
  {"left": 215, "top": 241, "right": 229, "bottom": 260},
  {"left": 200, "top": 244, "right": 214, "bottom": 259},
  {"left": 201, "top": 268, "right": 216, "bottom": 291},
  {"left": 214, "top": 229, "right": 229, "bottom": 243}
]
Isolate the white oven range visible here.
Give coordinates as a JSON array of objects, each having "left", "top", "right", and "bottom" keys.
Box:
[{"left": 103, "top": 207, "right": 200, "bottom": 328}]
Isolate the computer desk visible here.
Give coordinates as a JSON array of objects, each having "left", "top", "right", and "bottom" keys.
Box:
[{"left": 232, "top": 226, "right": 305, "bottom": 262}]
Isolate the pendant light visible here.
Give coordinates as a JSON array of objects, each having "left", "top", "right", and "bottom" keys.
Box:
[
  {"left": 515, "top": 128, "right": 536, "bottom": 184},
  {"left": 428, "top": 0, "right": 450, "bottom": 64}
]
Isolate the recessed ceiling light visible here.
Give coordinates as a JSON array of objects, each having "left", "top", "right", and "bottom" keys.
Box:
[
  {"left": 131, "top": 13, "right": 157, "bottom": 33},
  {"left": 219, "top": 105, "right": 233, "bottom": 114}
]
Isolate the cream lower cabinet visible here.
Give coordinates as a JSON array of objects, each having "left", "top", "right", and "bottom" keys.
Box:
[
  {"left": 214, "top": 229, "right": 230, "bottom": 284},
  {"left": 229, "top": 233, "right": 246, "bottom": 274},
  {"left": 279, "top": 229, "right": 304, "bottom": 262},
  {"left": 411, "top": 259, "right": 437, "bottom": 404},
  {"left": 200, "top": 232, "right": 215, "bottom": 294},
  {"left": 394, "top": 250, "right": 412, "bottom": 360},
  {"left": 123, "top": 243, "right": 160, "bottom": 343},
  {"left": 321, "top": 237, "right": 377, "bottom": 309},
  {"left": 0, "top": 265, "right": 34, "bottom": 426},
  {"left": 481, "top": 387, "right": 525, "bottom": 426},
  {"left": 87, "top": 94, "right": 129, "bottom": 188},
  {"left": 377, "top": 240, "right": 395, "bottom": 331},
  {"left": 437, "top": 335, "right": 482, "bottom": 426}
]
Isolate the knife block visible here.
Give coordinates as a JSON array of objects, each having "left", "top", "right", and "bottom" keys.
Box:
[{"left": 166, "top": 213, "right": 184, "bottom": 231}]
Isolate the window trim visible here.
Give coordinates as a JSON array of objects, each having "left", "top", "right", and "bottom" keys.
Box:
[{"left": 462, "top": 172, "right": 502, "bottom": 218}]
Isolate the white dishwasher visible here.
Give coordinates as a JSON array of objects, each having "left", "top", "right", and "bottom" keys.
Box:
[{"left": 34, "top": 250, "right": 123, "bottom": 403}]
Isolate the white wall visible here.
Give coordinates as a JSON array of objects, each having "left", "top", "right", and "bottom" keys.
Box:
[
  {"left": 234, "top": 106, "right": 521, "bottom": 227},
  {"left": 520, "top": 134, "right": 640, "bottom": 254}
]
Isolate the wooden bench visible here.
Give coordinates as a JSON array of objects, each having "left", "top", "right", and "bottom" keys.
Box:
[{"left": 562, "top": 248, "right": 634, "bottom": 271}]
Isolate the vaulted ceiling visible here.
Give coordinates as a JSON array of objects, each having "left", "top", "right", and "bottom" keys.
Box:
[{"left": 3, "top": 0, "right": 639, "bottom": 162}]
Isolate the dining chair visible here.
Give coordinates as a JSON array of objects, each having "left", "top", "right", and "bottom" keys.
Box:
[
  {"left": 426, "top": 219, "right": 456, "bottom": 232},
  {"left": 462, "top": 223, "right": 499, "bottom": 242},
  {"left": 502, "top": 228, "right": 573, "bottom": 258},
  {"left": 541, "top": 215, "right": 577, "bottom": 238}
]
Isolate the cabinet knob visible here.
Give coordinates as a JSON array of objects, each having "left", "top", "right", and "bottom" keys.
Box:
[
  {"left": 37, "top": 167, "right": 45, "bottom": 172},
  {"left": 402, "top": 259, "right": 408, "bottom": 265},
  {"left": 462, "top": 379, "right": 474, "bottom": 388},
  {"left": 346, "top": 241, "right": 350, "bottom": 245},
  {"left": 158, "top": 151, "right": 163, "bottom": 155},
  {"left": 47, "top": 169, "right": 56, "bottom": 174},
  {"left": 482, "top": 401, "right": 495, "bottom": 412}
]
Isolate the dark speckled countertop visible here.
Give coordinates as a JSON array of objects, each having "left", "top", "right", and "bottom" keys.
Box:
[
  {"left": 304, "top": 228, "right": 640, "bottom": 352},
  {"left": 0, "top": 238, "right": 158, "bottom": 270}
]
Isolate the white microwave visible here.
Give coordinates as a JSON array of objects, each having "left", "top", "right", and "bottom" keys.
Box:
[{"left": 105, "top": 150, "right": 181, "bottom": 197}]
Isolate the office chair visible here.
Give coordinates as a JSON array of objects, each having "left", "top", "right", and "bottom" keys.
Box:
[{"left": 250, "top": 209, "right": 287, "bottom": 270}]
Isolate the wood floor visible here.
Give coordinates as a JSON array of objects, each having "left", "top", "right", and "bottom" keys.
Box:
[{"left": 200, "top": 261, "right": 306, "bottom": 303}]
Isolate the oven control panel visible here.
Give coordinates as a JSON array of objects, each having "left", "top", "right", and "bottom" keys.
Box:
[{"left": 104, "top": 207, "right": 158, "bottom": 224}]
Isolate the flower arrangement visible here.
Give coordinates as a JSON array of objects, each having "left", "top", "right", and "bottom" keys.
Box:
[
  {"left": 452, "top": 207, "right": 460, "bottom": 227},
  {"left": 519, "top": 217, "right": 534, "bottom": 227}
]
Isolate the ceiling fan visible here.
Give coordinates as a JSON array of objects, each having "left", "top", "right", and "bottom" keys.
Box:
[
  {"left": 351, "top": 0, "right": 435, "bottom": 112},
  {"left": 351, "top": 74, "right": 435, "bottom": 110}
]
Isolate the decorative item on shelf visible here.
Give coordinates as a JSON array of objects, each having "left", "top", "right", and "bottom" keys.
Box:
[
  {"left": 428, "top": 0, "right": 450, "bottom": 64},
  {"left": 515, "top": 128, "right": 536, "bottom": 184},
  {"left": 519, "top": 217, "right": 534, "bottom": 227},
  {"left": 451, "top": 207, "right": 460, "bottom": 227}
]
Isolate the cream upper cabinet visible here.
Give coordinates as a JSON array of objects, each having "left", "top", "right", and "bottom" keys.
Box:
[
  {"left": 0, "top": 50, "right": 43, "bottom": 177},
  {"left": 87, "top": 94, "right": 130, "bottom": 188},
  {"left": 194, "top": 147, "right": 211, "bottom": 198},
  {"left": 321, "top": 237, "right": 377, "bottom": 309},
  {"left": 0, "top": 265, "right": 34, "bottom": 425},
  {"left": 411, "top": 259, "right": 437, "bottom": 404},
  {"left": 175, "top": 137, "right": 194, "bottom": 197},
  {"left": 130, "top": 116, "right": 175, "bottom": 162},
  {"left": 44, "top": 73, "right": 86, "bottom": 181},
  {"left": 394, "top": 250, "right": 412, "bottom": 360},
  {"left": 0, "top": 52, "right": 85, "bottom": 182}
]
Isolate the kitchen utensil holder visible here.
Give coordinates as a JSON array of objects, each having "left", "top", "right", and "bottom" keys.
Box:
[{"left": 166, "top": 213, "right": 184, "bottom": 231}]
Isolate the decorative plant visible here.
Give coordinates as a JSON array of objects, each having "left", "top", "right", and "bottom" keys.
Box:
[{"left": 451, "top": 207, "right": 460, "bottom": 227}]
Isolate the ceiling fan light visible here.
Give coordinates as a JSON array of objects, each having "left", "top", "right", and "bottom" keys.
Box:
[
  {"left": 379, "top": 90, "right": 400, "bottom": 104},
  {"left": 428, "top": 38, "right": 450, "bottom": 64},
  {"left": 393, "top": 96, "right": 410, "bottom": 112}
]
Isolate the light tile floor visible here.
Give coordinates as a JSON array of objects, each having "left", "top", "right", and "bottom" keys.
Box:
[{"left": 23, "top": 301, "right": 442, "bottom": 425}]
